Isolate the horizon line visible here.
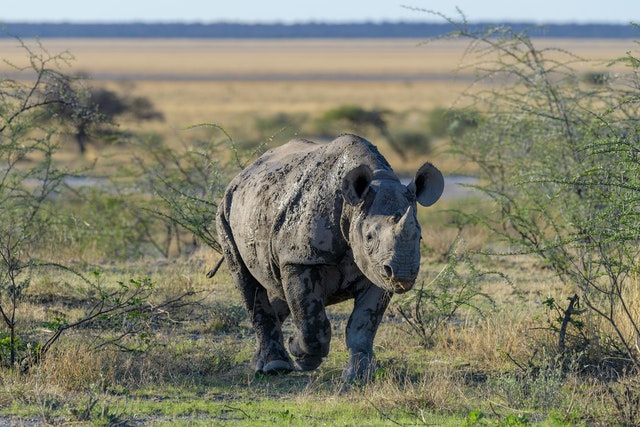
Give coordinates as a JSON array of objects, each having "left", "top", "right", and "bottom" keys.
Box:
[{"left": 1, "top": 20, "right": 636, "bottom": 26}]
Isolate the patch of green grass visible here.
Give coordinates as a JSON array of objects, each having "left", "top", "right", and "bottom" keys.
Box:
[{"left": 84, "top": 386, "right": 468, "bottom": 426}]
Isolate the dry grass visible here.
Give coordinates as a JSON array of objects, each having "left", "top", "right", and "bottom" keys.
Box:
[
  {"left": 0, "top": 39, "right": 469, "bottom": 77},
  {"left": 0, "top": 38, "right": 632, "bottom": 76},
  {"left": 2, "top": 37, "right": 633, "bottom": 177},
  {"left": 1, "top": 37, "right": 633, "bottom": 134},
  {"left": 130, "top": 80, "right": 468, "bottom": 127}
]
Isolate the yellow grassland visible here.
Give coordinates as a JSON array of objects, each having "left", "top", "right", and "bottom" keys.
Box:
[
  {"left": 0, "top": 38, "right": 632, "bottom": 77},
  {"left": 0, "top": 38, "right": 636, "bottom": 174},
  {"left": 0, "top": 38, "right": 635, "bottom": 131}
]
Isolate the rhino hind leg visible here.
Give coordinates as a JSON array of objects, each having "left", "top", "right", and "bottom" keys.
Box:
[
  {"left": 281, "top": 265, "right": 332, "bottom": 372},
  {"left": 235, "top": 274, "right": 293, "bottom": 374},
  {"left": 228, "top": 271, "right": 293, "bottom": 373},
  {"left": 248, "top": 289, "right": 294, "bottom": 374},
  {"left": 258, "top": 296, "right": 294, "bottom": 374},
  {"left": 217, "top": 212, "right": 293, "bottom": 375}
]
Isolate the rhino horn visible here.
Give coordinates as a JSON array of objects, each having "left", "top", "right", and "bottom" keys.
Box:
[{"left": 397, "top": 206, "right": 417, "bottom": 239}]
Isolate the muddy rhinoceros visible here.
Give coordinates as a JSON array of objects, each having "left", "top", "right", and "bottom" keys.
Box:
[{"left": 216, "top": 134, "right": 443, "bottom": 379}]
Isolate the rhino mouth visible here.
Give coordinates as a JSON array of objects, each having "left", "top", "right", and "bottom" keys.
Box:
[
  {"left": 391, "top": 279, "right": 416, "bottom": 294},
  {"left": 378, "top": 271, "right": 416, "bottom": 294},
  {"left": 369, "top": 270, "right": 415, "bottom": 294},
  {"left": 379, "top": 261, "right": 418, "bottom": 294}
]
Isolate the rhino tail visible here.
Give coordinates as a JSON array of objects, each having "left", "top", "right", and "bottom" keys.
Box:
[{"left": 206, "top": 257, "right": 225, "bottom": 278}]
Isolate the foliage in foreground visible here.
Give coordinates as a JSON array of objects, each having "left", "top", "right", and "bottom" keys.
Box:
[
  {"left": 394, "top": 243, "right": 503, "bottom": 349},
  {"left": 0, "top": 39, "right": 200, "bottom": 370},
  {"left": 418, "top": 10, "right": 640, "bottom": 422}
]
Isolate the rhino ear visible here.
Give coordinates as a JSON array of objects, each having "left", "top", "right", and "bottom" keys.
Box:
[
  {"left": 408, "top": 162, "right": 444, "bottom": 207},
  {"left": 342, "top": 165, "right": 373, "bottom": 206}
]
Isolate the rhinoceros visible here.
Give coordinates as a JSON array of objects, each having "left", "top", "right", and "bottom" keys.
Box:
[{"left": 216, "top": 134, "right": 443, "bottom": 379}]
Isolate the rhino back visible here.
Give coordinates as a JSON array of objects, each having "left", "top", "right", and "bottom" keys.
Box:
[{"left": 223, "top": 134, "right": 394, "bottom": 289}]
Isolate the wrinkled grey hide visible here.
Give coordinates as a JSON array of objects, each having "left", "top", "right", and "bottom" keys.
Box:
[{"left": 216, "top": 134, "right": 444, "bottom": 379}]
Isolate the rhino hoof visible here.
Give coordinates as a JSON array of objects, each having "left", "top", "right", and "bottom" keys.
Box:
[
  {"left": 261, "top": 359, "right": 294, "bottom": 375},
  {"left": 294, "top": 355, "right": 323, "bottom": 372}
]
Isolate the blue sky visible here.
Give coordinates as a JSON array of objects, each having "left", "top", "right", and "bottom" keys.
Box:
[{"left": 1, "top": 0, "right": 637, "bottom": 24}]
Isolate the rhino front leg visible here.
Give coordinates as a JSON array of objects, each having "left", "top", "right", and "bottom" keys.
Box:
[
  {"left": 270, "top": 295, "right": 291, "bottom": 324},
  {"left": 281, "top": 265, "right": 332, "bottom": 372},
  {"left": 343, "top": 283, "right": 392, "bottom": 380}
]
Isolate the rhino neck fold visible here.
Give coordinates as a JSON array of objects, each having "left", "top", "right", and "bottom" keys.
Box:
[
  {"left": 339, "top": 187, "right": 377, "bottom": 245},
  {"left": 339, "top": 201, "right": 353, "bottom": 244}
]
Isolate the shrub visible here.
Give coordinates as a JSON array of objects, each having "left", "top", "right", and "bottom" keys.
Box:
[
  {"left": 427, "top": 106, "right": 482, "bottom": 138},
  {"left": 0, "top": 38, "right": 195, "bottom": 369},
  {"left": 392, "top": 129, "right": 432, "bottom": 154},
  {"left": 428, "top": 15, "right": 640, "bottom": 374},
  {"left": 394, "top": 243, "right": 501, "bottom": 348},
  {"left": 0, "top": 38, "right": 83, "bottom": 367},
  {"left": 319, "top": 104, "right": 407, "bottom": 159},
  {"left": 254, "top": 112, "right": 306, "bottom": 140},
  {"left": 581, "top": 71, "right": 610, "bottom": 85},
  {"left": 45, "top": 81, "right": 164, "bottom": 153},
  {"left": 126, "top": 125, "right": 253, "bottom": 258}
]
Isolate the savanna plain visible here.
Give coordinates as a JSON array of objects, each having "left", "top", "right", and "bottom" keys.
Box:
[{"left": 0, "top": 36, "right": 639, "bottom": 426}]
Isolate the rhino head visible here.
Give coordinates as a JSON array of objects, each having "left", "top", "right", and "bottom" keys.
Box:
[{"left": 342, "top": 163, "right": 444, "bottom": 293}]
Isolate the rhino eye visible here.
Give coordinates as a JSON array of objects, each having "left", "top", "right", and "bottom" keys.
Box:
[
  {"left": 364, "top": 228, "right": 378, "bottom": 252},
  {"left": 364, "top": 230, "right": 378, "bottom": 253}
]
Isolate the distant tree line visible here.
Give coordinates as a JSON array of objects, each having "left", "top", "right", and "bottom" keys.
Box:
[{"left": 0, "top": 22, "right": 637, "bottom": 39}]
